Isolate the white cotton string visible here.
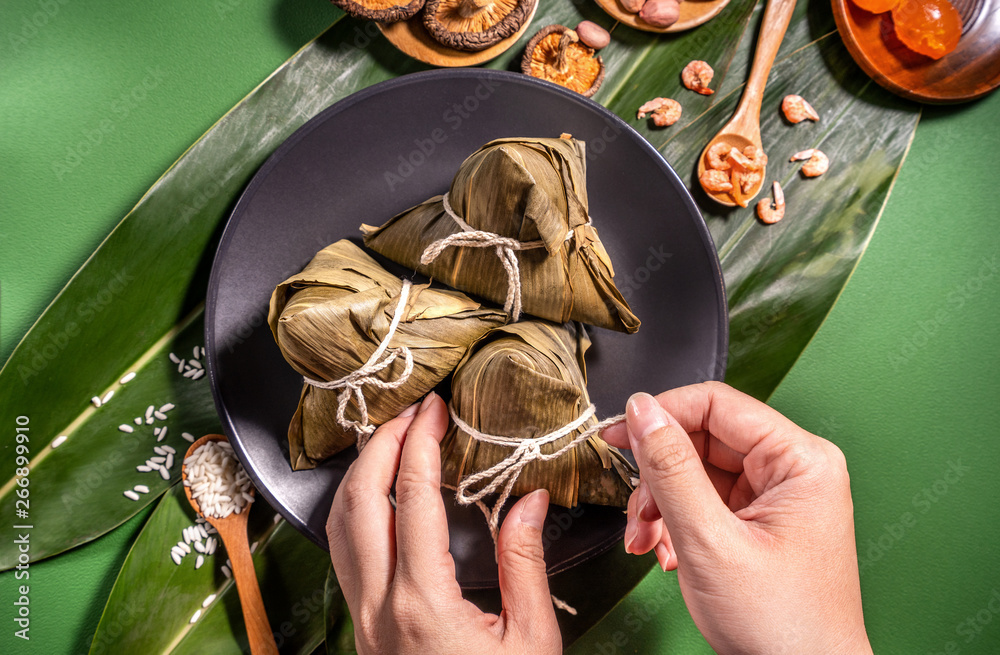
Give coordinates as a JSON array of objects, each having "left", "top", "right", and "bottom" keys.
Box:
[
  {"left": 451, "top": 403, "right": 625, "bottom": 616},
  {"left": 452, "top": 403, "right": 626, "bottom": 544},
  {"left": 303, "top": 279, "right": 415, "bottom": 451},
  {"left": 419, "top": 193, "right": 586, "bottom": 322}
]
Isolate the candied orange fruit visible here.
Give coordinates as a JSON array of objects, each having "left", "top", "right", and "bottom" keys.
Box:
[
  {"left": 892, "top": 0, "right": 962, "bottom": 59},
  {"left": 851, "top": 0, "right": 900, "bottom": 13}
]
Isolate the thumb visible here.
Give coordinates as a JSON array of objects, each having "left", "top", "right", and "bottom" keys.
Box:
[
  {"left": 496, "top": 489, "right": 559, "bottom": 645},
  {"left": 626, "top": 392, "right": 734, "bottom": 550}
]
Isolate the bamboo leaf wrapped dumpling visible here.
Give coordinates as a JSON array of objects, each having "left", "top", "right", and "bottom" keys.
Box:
[
  {"left": 440, "top": 319, "right": 636, "bottom": 512},
  {"left": 268, "top": 239, "right": 507, "bottom": 470},
  {"left": 361, "top": 136, "right": 640, "bottom": 334}
]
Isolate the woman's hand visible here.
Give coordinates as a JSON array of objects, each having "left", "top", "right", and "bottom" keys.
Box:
[
  {"left": 602, "top": 382, "right": 873, "bottom": 655},
  {"left": 326, "top": 393, "right": 561, "bottom": 655}
]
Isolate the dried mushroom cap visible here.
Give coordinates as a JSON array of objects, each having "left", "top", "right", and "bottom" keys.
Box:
[
  {"left": 423, "top": 0, "right": 533, "bottom": 52},
  {"left": 330, "top": 0, "right": 425, "bottom": 22},
  {"left": 521, "top": 25, "right": 605, "bottom": 98}
]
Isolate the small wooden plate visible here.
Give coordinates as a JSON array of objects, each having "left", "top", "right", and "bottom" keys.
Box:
[
  {"left": 593, "top": 0, "right": 732, "bottom": 33},
  {"left": 377, "top": 0, "right": 539, "bottom": 67},
  {"left": 831, "top": 0, "right": 1000, "bottom": 103}
]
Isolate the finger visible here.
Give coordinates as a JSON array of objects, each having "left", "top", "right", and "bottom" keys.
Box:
[
  {"left": 626, "top": 392, "right": 736, "bottom": 551},
  {"left": 653, "top": 381, "right": 806, "bottom": 457},
  {"left": 654, "top": 528, "right": 677, "bottom": 572},
  {"left": 327, "top": 405, "right": 418, "bottom": 604},
  {"left": 601, "top": 420, "right": 629, "bottom": 449},
  {"left": 393, "top": 393, "right": 458, "bottom": 590},
  {"left": 497, "top": 490, "right": 559, "bottom": 647}
]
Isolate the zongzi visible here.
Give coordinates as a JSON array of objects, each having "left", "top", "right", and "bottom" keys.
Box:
[
  {"left": 361, "top": 136, "right": 641, "bottom": 334},
  {"left": 268, "top": 239, "right": 507, "bottom": 470},
  {"left": 440, "top": 319, "right": 636, "bottom": 512}
]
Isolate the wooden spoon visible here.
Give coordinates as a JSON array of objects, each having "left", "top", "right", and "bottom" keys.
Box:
[
  {"left": 182, "top": 434, "right": 278, "bottom": 655},
  {"left": 698, "top": 0, "right": 797, "bottom": 206}
]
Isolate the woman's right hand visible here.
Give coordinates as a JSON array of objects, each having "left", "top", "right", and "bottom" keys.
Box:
[{"left": 602, "top": 382, "right": 873, "bottom": 655}]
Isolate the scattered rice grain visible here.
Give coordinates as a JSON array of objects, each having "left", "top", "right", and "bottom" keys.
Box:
[
  {"left": 160, "top": 403, "right": 175, "bottom": 412},
  {"left": 150, "top": 456, "right": 166, "bottom": 464},
  {"left": 91, "top": 396, "right": 102, "bottom": 408},
  {"left": 146, "top": 405, "right": 155, "bottom": 419},
  {"left": 146, "top": 417, "right": 155, "bottom": 425},
  {"left": 154, "top": 446, "right": 167, "bottom": 455},
  {"left": 273, "top": 514, "right": 281, "bottom": 524},
  {"left": 154, "top": 410, "right": 168, "bottom": 420},
  {"left": 179, "top": 541, "right": 192, "bottom": 554},
  {"left": 118, "top": 424, "right": 134, "bottom": 433},
  {"left": 202, "top": 594, "right": 216, "bottom": 608},
  {"left": 193, "top": 346, "right": 201, "bottom": 359},
  {"left": 134, "top": 485, "right": 150, "bottom": 494},
  {"left": 159, "top": 468, "right": 170, "bottom": 480},
  {"left": 165, "top": 453, "right": 174, "bottom": 469},
  {"left": 169, "top": 353, "right": 181, "bottom": 364},
  {"left": 177, "top": 360, "right": 186, "bottom": 373},
  {"left": 123, "top": 490, "right": 140, "bottom": 501},
  {"left": 102, "top": 390, "right": 115, "bottom": 404},
  {"left": 171, "top": 551, "right": 182, "bottom": 565},
  {"left": 120, "top": 372, "right": 137, "bottom": 384},
  {"left": 194, "top": 541, "right": 206, "bottom": 553},
  {"left": 51, "top": 436, "right": 68, "bottom": 449},
  {"left": 250, "top": 541, "right": 259, "bottom": 554},
  {"left": 188, "top": 359, "right": 203, "bottom": 369},
  {"left": 189, "top": 609, "right": 202, "bottom": 624},
  {"left": 197, "top": 524, "right": 209, "bottom": 539},
  {"left": 162, "top": 445, "right": 176, "bottom": 454},
  {"left": 134, "top": 417, "right": 142, "bottom": 425},
  {"left": 191, "top": 369, "right": 205, "bottom": 380},
  {"left": 136, "top": 465, "right": 152, "bottom": 472},
  {"left": 183, "top": 368, "right": 198, "bottom": 379},
  {"left": 182, "top": 432, "right": 195, "bottom": 443},
  {"left": 195, "top": 555, "right": 205, "bottom": 569},
  {"left": 221, "top": 565, "right": 231, "bottom": 579}
]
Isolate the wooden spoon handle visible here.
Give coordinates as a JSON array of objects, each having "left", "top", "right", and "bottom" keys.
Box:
[
  {"left": 735, "top": 0, "right": 798, "bottom": 127},
  {"left": 221, "top": 522, "right": 279, "bottom": 655}
]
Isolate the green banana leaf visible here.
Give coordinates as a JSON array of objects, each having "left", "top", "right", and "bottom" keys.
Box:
[
  {"left": 89, "top": 484, "right": 329, "bottom": 654},
  {"left": 0, "top": 0, "right": 918, "bottom": 650},
  {"left": 0, "top": 0, "right": 755, "bottom": 572}
]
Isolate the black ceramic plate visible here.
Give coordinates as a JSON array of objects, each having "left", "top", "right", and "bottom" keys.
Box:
[{"left": 206, "top": 69, "right": 727, "bottom": 589}]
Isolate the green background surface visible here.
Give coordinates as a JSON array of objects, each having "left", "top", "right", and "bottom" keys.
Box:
[{"left": 1, "top": 0, "right": 998, "bottom": 653}]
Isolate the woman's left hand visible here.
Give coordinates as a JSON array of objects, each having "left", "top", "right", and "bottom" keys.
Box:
[{"left": 326, "top": 392, "right": 562, "bottom": 655}]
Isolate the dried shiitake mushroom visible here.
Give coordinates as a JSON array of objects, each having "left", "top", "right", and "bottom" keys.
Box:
[
  {"left": 521, "top": 25, "right": 605, "bottom": 97},
  {"left": 331, "top": 0, "right": 425, "bottom": 23},
  {"left": 423, "top": 0, "right": 534, "bottom": 52}
]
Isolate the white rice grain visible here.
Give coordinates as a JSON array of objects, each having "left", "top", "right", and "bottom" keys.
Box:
[
  {"left": 136, "top": 465, "right": 152, "bottom": 472},
  {"left": 91, "top": 396, "right": 102, "bottom": 408},
  {"left": 273, "top": 514, "right": 281, "bottom": 524},
  {"left": 146, "top": 417, "right": 155, "bottom": 425},
  {"left": 150, "top": 456, "right": 166, "bottom": 464},
  {"left": 154, "top": 446, "right": 167, "bottom": 455},
  {"left": 179, "top": 541, "right": 192, "bottom": 554},
  {"left": 183, "top": 368, "right": 198, "bottom": 379},
  {"left": 120, "top": 372, "right": 137, "bottom": 384},
  {"left": 134, "top": 485, "right": 150, "bottom": 494},
  {"left": 193, "top": 346, "right": 201, "bottom": 359},
  {"left": 146, "top": 405, "right": 155, "bottom": 419},
  {"left": 221, "top": 565, "right": 231, "bottom": 579},
  {"left": 159, "top": 468, "right": 170, "bottom": 481},
  {"left": 194, "top": 541, "right": 206, "bottom": 553},
  {"left": 191, "top": 369, "right": 205, "bottom": 380},
  {"left": 195, "top": 555, "right": 205, "bottom": 569},
  {"left": 188, "top": 359, "right": 203, "bottom": 369},
  {"left": 177, "top": 360, "right": 186, "bottom": 373},
  {"left": 102, "top": 390, "right": 114, "bottom": 404},
  {"left": 51, "top": 436, "right": 68, "bottom": 449},
  {"left": 118, "top": 424, "right": 134, "bottom": 433},
  {"left": 165, "top": 453, "right": 174, "bottom": 469},
  {"left": 134, "top": 417, "right": 142, "bottom": 425},
  {"left": 182, "top": 432, "right": 195, "bottom": 443},
  {"left": 250, "top": 541, "right": 258, "bottom": 554},
  {"left": 160, "top": 403, "right": 175, "bottom": 412},
  {"left": 162, "top": 445, "right": 176, "bottom": 454},
  {"left": 202, "top": 594, "right": 216, "bottom": 608},
  {"left": 169, "top": 353, "right": 181, "bottom": 364},
  {"left": 171, "top": 551, "right": 182, "bottom": 565},
  {"left": 185, "top": 440, "right": 255, "bottom": 519},
  {"left": 189, "top": 609, "right": 202, "bottom": 624},
  {"left": 154, "top": 410, "right": 168, "bottom": 420},
  {"left": 123, "top": 490, "right": 140, "bottom": 501}
]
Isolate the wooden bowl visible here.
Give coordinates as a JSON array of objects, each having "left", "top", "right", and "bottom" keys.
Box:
[
  {"left": 831, "top": 0, "right": 1000, "bottom": 103},
  {"left": 593, "top": 0, "right": 732, "bottom": 33},
  {"left": 377, "top": 0, "right": 539, "bottom": 67}
]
